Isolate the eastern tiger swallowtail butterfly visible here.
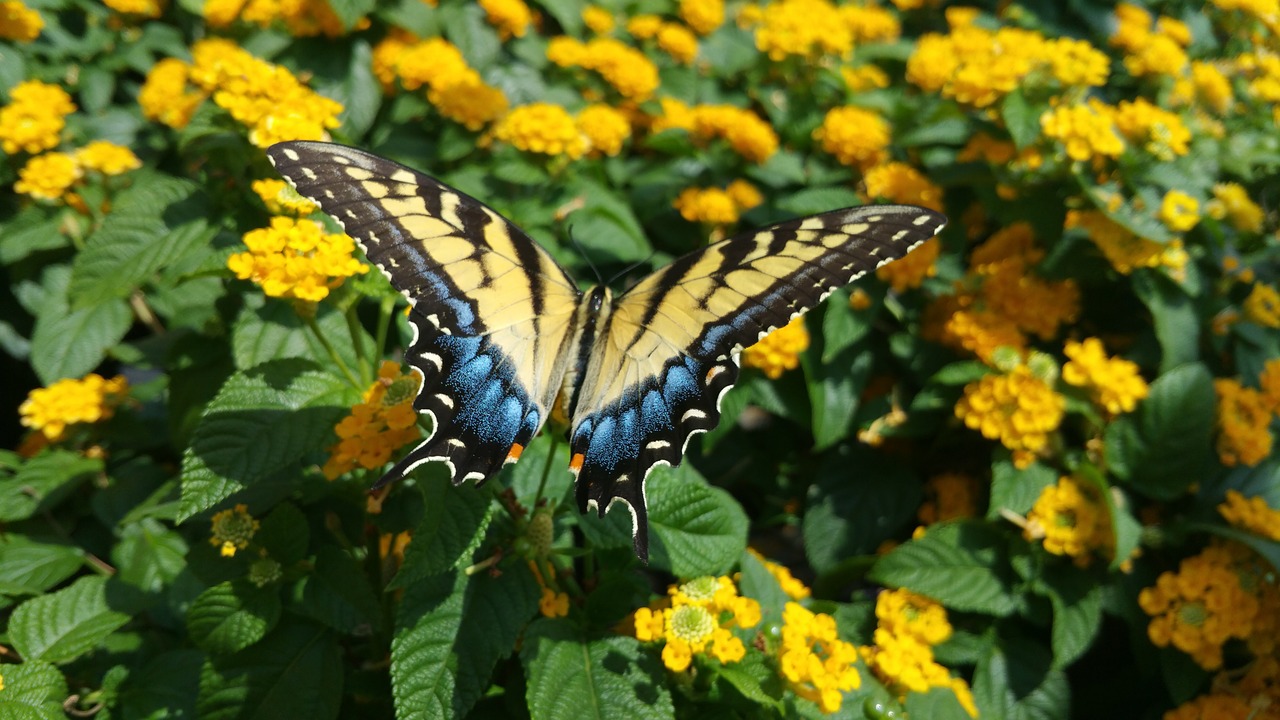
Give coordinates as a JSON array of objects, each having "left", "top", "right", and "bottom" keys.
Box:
[{"left": 267, "top": 141, "right": 946, "bottom": 561}]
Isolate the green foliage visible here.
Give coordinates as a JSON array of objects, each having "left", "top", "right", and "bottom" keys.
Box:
[{"left": 4, "top": 0, "right": 1280, "bottom": 718}]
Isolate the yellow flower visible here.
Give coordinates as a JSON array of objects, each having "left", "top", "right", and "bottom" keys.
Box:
[
  {"left": 1207, "top": 183, "right": 1264, "bottom": 233},
  {"left": 927, "top": 296, "right": 1027, "bottom": 363},
  {"left": 863, "top": 162, "right": 944, "bottom": 212},
  {"left": 76, "top": 141, "right": 141, "bottom": 175},
  {"left": 1138, "top": 544, "right": 1259, "bottom": 670},
  {"left": 1164, "top": 694, "right": 1253, "bottom": 720},
  {"left": 1062, "top": 338, "right": 1148, "bottom": 415},
  {"left": 742, "top": 316, "right": 808, "bottom": 379},
  {"left": 1244, "top": 283, "right": 1280, "bottom": 328},
  {"left": 0, "top": 80, "right": 75, "bottom": 154},
  {"left": 581, "top": 5, "right": 614, "bottom": 34},
  {"left": 492, "top": 103, "right": 587, "bottom": 159},
  {"left": 672, "top": 104, "right": 778, "bottom": 163},
  {"left": 430, "top": 76, "right": 509, "bottom": 131},
  {"left": 390, "top": 36, "right": 472, "bottom": 92},
  {"left": 625, "top": 14, "right": 662, "bottom": 40},
  {"left": 753, "top": 0, "right": 852, "bottom": 60},
  {"left": 227, "top": 216, "right": 370, "bottom": 303},
  {"left": 876, "top": 237, "right": 939, "bottom": 292},
  {"left": 674, "top": 186, "right": 740, "bottom": 225},
  {"left": 657, "top": 22, "right": 699, "bottom": 64},
  {"left": 0, "top": 0, "right": 43, "bottom": 41},
  {"left": 1260, "top": 358, "right": 1280, "bottom": 414},
  {"left": 252, "top": 178, "right": 318, "bottom": 215},
  {"left": 726, "top": 179, "right": 762, "bottom": 211},
  {"left": 841, "top": 64, "right": 890, "bottom": 91},
  {"left": 547, "top": 37, "right": 659, "bottom": 101},
  {"left": 955, "top": 366, "right": 1064, "bottom": 467},
  {"left": 1040, "top": 100, "right": 1125, "bottom": 162},
  {"left": 1159, "top": 190, "right": 1200, "bottom": 232},
  {"left": 539, "top": 587, "right": 570, "bottom": 617},
  {"left": 813, "top": 106, "right": 890, "bottom": 170},
  {"left": 917, "top": 472, "right": 978, "bottom": 525},
  {"left": 14, "top": 152, "right": 82, "bottom": 201},
  {"left": 1214, "top": 378, "right": 1273, "bottom": 467},
  {"left": 634, "top": 575, "right": 759, "bottom": 672},
  {"left": 1219, "top": 490, "right": 1280, "bottom": 542},
  {"left": 679, "top": 0, "right": 723, "bottom": 35},
  {"left": 748, "top": 549, "right": 811, "bottom": 600},
  {"left": 103, "top": 0, "right": 163, "bottom": 16},
  {"left": 1045, "top": 37, "right": 1110, "bottom": 87},
  {"left": 875, "top": 589, "right": 953, "bottom": 645},
  {"left": 1067, "top": 210, "right": 1185, "bottom": 277},
  {"left": 575, "top": 104, "right": 630, "bottom": 157},
  {"left": 210, "top": 504, "right": 260, "bottom": 558},
  {"left": 780, "top": 602, "right": 861, "bottom": 713},
  {"left": 203, "top": 0, "right": 357, "bottom": 37},
  {"left": 1185, "top": 61, "right": 1235, "bottom": 115},
  {"left": 1111, "top": 98, "right": 1191, "bottom": 160},
  {"left": 906, "top": 25, "right": 1052, "bottom": 108},
  {"left": 323, "top": 361, "right": 423, "bottom": 478},
  {"left": 479, "top": 0, "right": 532, "bottom": 39},
  {"left": 139, "top": 58, "right": 204, "bottom": 129},
  {"left": 1024, "top": 475, "right": 1114, "bottom": 566},
  {"left": 842, "top": 4, "right": 899, "bottom": 43},
  {"left": 19, "top": 373, "right": 129, "bottom": 441}
]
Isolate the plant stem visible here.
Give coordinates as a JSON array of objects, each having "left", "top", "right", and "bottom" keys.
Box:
[
  {"left": 305, "top": 312, "right": 362, "bottom": 390},
  {"left": 345, "top": 303, "right": 372, "bottom": 384}
]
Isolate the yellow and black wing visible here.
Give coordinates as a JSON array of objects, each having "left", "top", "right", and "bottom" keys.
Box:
[
  {"left": 568, "top": 205, "right": 947, "bottom": 560},
  {"left": 267, "top": 141, "right": 582, "bottom": 486}
]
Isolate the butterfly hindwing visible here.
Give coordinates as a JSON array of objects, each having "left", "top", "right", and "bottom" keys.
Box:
[
  {"left": 268, "top": 141, "right": 582, "bottom": 486},
  {"left": 569, "top": 205, "right": 947, "bottom": 560}
]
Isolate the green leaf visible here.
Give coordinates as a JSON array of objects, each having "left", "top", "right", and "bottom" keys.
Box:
[
  {"left": 903, "top": 686, "right": 975, "bottom": 720},
  {"left": 29, "top": 296, "right": 132, "bottom": 384},
  {"left": 987, "top": 460, "right": 1056, "bottom": 520},
  {"left": 440, "top": 2, "right": 500, "bottom": 69},
  {"left": 0, "top": 660, "right": 67, "bottom": 718},
  {"left": 255, "top": 502, "right": 311, "bottom": 566},
  {"left": 737, "top": 549, "right": 791, "bottom": 629},
  {"left": 715, "top": 651, "right": 786, "bottom": 711},
  {"left": 1132, "top": 271, "right": 1199, "bottom": 372},
  {"left": 188, "top": 580, "right": 282, "bottom": 655},
  {"left": 393, "top": 472, "right": 495, "bottom": 585},
  {"left": 869, "top": 521, "right": 1019, "bottom": 616},
  {"left": 972, "top": 634, "right": 1068, "bottom": 720},
  {"left": 1000, "top": 89, "right": 1041, "bottom": 149},
  {"left": 230, "top": 298, "right": 360, "bottom": 372},
  {"left": 929, "top": 361, "right": 990, "bottom": 386},
  {"left": 0, "top": 211, "right": 69, "bottom": 263},
  {"left": 292, "top": 544, "right": 382, "bottom": 633},
  {"left": 808, "top": 348, "right": 871, "bottom": 451},
  {"left": 522, "top": 619, "right": 675, "bottom": 720},
  {"left": 535, "top": 0, "right": 583, "bottom": 34},
  {"left": 568, "top": 179, "right": 651, "bottom": 264},
  {"left": 776, "top": 187, "right": 862, "bottom": 216},
  {"left": 197, "top": 620, "right": 343, "bottom": 720},
  {"left": 0, "top": 451, "right": 102, "bottom": 523},
  {"left": 897, "top": 117, "right": 972, "bottom": 147},
  {"left": 326, "top": 0, "right": 373, "bottom": 30},
  {"left": 0, "top": 537, "right": 84, "bottom": 596},
  {"left": 8, "top": 576, "right": 132, "bottom": 664},
  {"left": 1039, "top": 566, "right": 1102, "bottom": 669},
  {"left": 804, "top": 445, "right": 920, "bottom": 574},
  {"left": 119, "top": 649, "right": 203, "bottom": 720},
  {"left": 178, "top": 359, "right": 356, "bottom": 521},
  {"left": 1104, "top": 363, "right": 1214, "bottom": 500},
  {"left": 647, "top": 464, "right": 749, "bottom": 577},
  {"left": 112, "top": 518, "right": 189, "bottom": 593}
]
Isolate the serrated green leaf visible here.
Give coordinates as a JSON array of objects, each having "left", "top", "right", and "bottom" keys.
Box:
[
  {"left": 440, "top": 2, "right": 500, "bottom": 69},
  {"left": 0, "top": 211, "right": 69, "bottom": 263},
  {"left": 112, "top": 518, "right": 189, "bottom": 593},
  {"left": 804, "top": 446, "right": 920, "bottom": 574},
  {"left": 522, "top": 619, "right": 674, "bottom": 720},
  {"left": 647, "top": 464, "right": 749, "bottom": 577},
  {"left": 777, "top": 187, "right": 862, "bottom": 216},
  {"left": 808, "top": 348, "right": 871, "bottom": 451},
  {"left": 714, "top": 651, "right": 786, "bottom": 710},
  {"left": 178, "top": 359, "right": 355, "bottom": 521},
  {"left": 1000, "top": 89, "right": 1041, "bottom": 149},
  {"left": 972, "top": 634, "right": 1068, "bottom": 720},
  {"left": 869, "top": 521, "right": 1018, "bottom": 616},
  {"left": 569, "top": 179, "right": 651, "bottom": 264},
  {"left": 188, "top": 580, "right": 282, "bottom": 655},
  {"left": 230, "top": 298, "right": 360, "bottom": 372},
  {"left": 292, "top": 544, "right": 382, "bottom": 633},
  {"left": 29, "top": 296, "right": 132, "bottom": 384},
  {"left": 987, "top": 461, "right": 1056, "bottom": 520},
  {"left": 903, "top": 686, "right": 975, "bottom": 720},
  {"left": 393, "top": 472, "right": 495, "bottom": 585},
  {"left": 1133, "top": 271, "right": 1199, "bottom": 372},
  {"left": 119, "top": 649, "right": 203, "bottom": 720},
  {"left": 197, "top": 620, "right": 342, "bottom": 720},
  {"left": 0, "top": 537, "right": 83, "bottom": 596},
  {"left": 1104, "top": 363, "right": 1213, "bottom": 500},
  {"left": 454, "top": 567, "right": 540, "bottom": 711},
  {"left": 0, "top": 451, "right": 102, "bottom": 523},
  {"left": 255, "top": 502, "right": 310, "bottom": 566},
  {"left": 9, "top": 576, "right": 132, "bottom": 664},
  {"left": 0, "top": 660, "right": 67, "bottom": 718},
  {"left": 1037, "top": 565, "right": 1103, "bottom": 669}
]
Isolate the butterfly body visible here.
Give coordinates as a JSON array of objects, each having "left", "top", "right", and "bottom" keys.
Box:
[{"left": 267, "top": 141, "right": 946, "bottom": 561}]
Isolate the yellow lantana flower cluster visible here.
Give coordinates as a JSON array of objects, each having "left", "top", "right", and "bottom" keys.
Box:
[
  {"left": 744, "top": 0, "right": 897, "bottom": 61},
  {"left": 672, "top": 180, "right": 762, "bottom": 225},
  {"left": 19, "top": 373, "right": 129, "bottom": 442},
  {"left": 747, "top": 548, "right": 811, "bottom": 600},
  {"left": 1024, "top": 475, "right": 1114, "bottom": 566},
  {"left": 813, "top": 105, "right": 890, "bottom": 171},
  {"left": 678, "top": 0, "right": 723, "bottom": 35},
  {"left": 139, "top": 40, "right": 343, "bottom": 147},
  {"left": 1062, "top": 338, "right": 1149, "bottom": 416},
  {"left": 479, "top": 0, "right": 533, "bottom": 40},
  {"left": 574, "top": 104, "right": 631, "bottom": 157},
  {"left": 14, "top": 141, "right": 141, "bottom": 203},
  {"left": 1067, "top": 209, "right": 1187, "bottom": 279},
  {"left": 227, "top": 216, "right": 370, "bottom": 303},
  {"left": 0, "top": 80, "right": 75, "bottom": 155},
  {"left": 0, "top": 0, "right": 42, "bottom": 41},
  {"left": 203, "top": 0, "right": 356, "bottom": 37},
  {"left": 1110, "top": 3, "right": 1190, "bottom": 79},
  {"left": 780, "top": 602, "right": 861, "bottom": 713},
  {"left": 633, "top": 575, "right": 761, "bottom": 672},
  {"left": 1219, "top": 490, "right": 1280, "bottom": 542},
  {"left": 322, "top": 361, "right": 422, "bottom": 479},
  {"left": 252, "top": 179, "right": 319, "bottom": 216},
  {"left": 491, "top": 103, "right": 587, "bottom": 159},
  {"left": 546, "top": 37, "right": 660, "bottom": 101},
  {"left": 742, "top": 315, "right": 809, "bottom": 379},
  {"left": 955, "top": 365, "right": 1065, "bottom": 468},
  {"left": 210, "top": 504, "right": 260, "bottom": 558},
  {"left": 627, "top": 15, "right": 700, "bottom": 64},
  {"left": 1139, "top": 543, "right": 1261, "bottom": 670},
  {"left": 653, "top": 98, "right": 779, "bottom": 163},
  {"left": 1207, "top": 183, "right": 1265, "bottom": 234},
  {"left": 1244, "top": 283, "right": 1280, "bottom": 328},
  {"left": 1159, "top": 190, "right": 1201, "bottom": 232},
  {"left": 1214, "top": 377, "right": 1275, "bottom": 467},
  {"left": 907, "top": 13, "right": 1109, "bottom": 109},
  {"left": 373, "top": 31, "right": 509, "bottom": 131},
  {"left": 860, "top": 589, "right": 978, "bottom": 717},
  {"left": 862, "top": 162, "right": 944, "bottom": 212}
]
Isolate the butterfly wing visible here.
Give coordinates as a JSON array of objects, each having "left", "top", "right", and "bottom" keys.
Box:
[
  {"left": 268, "top": 141, "right": 583, "bottom": 486},
  {"left": 568, "top": 205, "right": 947, "bottom": 560}
]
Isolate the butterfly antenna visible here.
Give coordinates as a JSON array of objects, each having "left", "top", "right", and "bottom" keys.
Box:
[
  {"left": 568, "top": 224, "right": 605, "bottom": 286},
  {"left": 606, "top": 250, "right": 657, "bottom": 289}
]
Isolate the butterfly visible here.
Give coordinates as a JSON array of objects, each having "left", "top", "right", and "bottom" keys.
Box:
[{"left": 267, "top": 141, "right": 947, "bottom": 561}]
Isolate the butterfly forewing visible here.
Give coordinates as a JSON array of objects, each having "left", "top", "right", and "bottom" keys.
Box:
[
  {"left": 568, "top": 205, "right": 947, "bottom": 560},
  {"left": 268, "top": 141, "right": 582, "bottom": 486}
]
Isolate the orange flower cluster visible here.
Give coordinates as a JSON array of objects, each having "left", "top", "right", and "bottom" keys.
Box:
[
  {"left": 322, "top": 361, "right": 422, "bottom": 479},
  {"left": 955, "top": 365, "right": 1065, "bottom": 468}
]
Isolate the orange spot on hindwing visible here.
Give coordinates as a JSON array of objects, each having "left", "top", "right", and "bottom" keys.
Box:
[
  {"left": 505, "top": 443, "right": 524, "bottom": 464},
  {"left": 569, "top": 452, "right": 585, "bottom": 475}
]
